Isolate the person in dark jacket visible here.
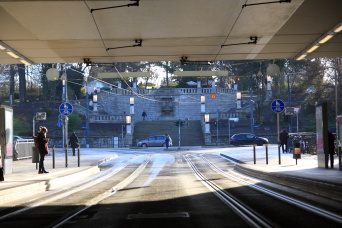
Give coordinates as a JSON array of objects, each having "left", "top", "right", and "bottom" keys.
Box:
[
  {"left": 36, "top": 126, "right": 49, "bottom": 174},
  {"left": 69, "top": 132, "right": 79, "bottom": 156},
  {"left": 142, "top": 111, "right": 147, "bottom": 121},
  {"left": 328, "top": 131, "right": 336, "bottom": 168},
  {"left": 280, "top": 128, "right": 289, "bottom": 153}
]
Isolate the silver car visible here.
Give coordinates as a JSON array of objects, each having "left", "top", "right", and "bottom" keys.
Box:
[{"left": 138, "top": 135, "right": 172, "bottom": 147}]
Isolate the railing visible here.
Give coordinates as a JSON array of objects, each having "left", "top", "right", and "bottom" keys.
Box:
[
  {"left": 90, "top": 115, "right": 126, "bottom": 123},
  {"left": 14, "top": 138, "right": 35, "bottom": 160},
  {"left": 180, "top": 88, "right": 234, "bottom": 94},
  {"left": 101, "top": 88, "right": 154, "bottom": 96},
  {"left": 100, "top": 87, "right": 235, "bottom": 96}
]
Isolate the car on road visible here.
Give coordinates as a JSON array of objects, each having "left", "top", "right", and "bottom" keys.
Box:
[
  {"left": 138, "top": 135, "right": 172, "bottom": 147},
  {"left": 230, "top": 133, "right": 268, "bottom": 146}
]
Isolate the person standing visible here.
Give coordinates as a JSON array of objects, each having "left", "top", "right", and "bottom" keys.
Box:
[
  {"left": 328, "top": 131, "right": 336, "bottom": 168},
  {"left": 36, "top": 126, "right": 49, "bottom": 174},
  {"left": 165, "top": 133, "right": 171, "bottom": 149},
  {"left": 280, "top": 128, "right": 289, "bottom": 153},
  {"left": 142, "top": 111, "right": 147, "bottom": 121},
  {"left": 69, "top": 132, "right": 79, "bottom": 156}
]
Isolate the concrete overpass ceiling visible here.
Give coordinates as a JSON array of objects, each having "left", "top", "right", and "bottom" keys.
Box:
[{"left": 0, "top": 0, "right": 341, "bottom": 65}]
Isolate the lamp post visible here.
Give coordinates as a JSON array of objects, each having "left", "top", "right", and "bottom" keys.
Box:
[
  {"left": 236, "top": 91, "right": 241, "bottom": 109},
  {"left": 204, "top": 113, "right": 210, "bottom": 133},
  {"left": 85, "top": 84, "right": 90, "bottom": 148},
  {"left": 201, "top": 95, "right": 205, "bottom": 113},
  {"left": 61, "top": 73, "right": 68, "bottom": 148},
  {"left": 228, "top": 118, "right": 239, "bottom": 146},
  {"left": 93, "top": 94, "right": 98, "bottom": 112},
  {"left": 130, "top": 97, "right": 134, "bottom": 115},
  {"left": 250, "top": 74, "right": 256, "bottom": 135},
  {"left": 126, "top": 115, "right": 132, "bottom": 134}
]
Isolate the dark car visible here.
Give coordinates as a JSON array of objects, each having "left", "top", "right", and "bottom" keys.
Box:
[
  {"left": 138, "top": 135, "right": 172, "bottom": 147},
  {"left": 230, "top": 133, "right": 268, "bottom": 146}
]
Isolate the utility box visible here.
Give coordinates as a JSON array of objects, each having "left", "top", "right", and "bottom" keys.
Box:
[
  {"left": 293, "top": 141, "right": 301, "bottom": 159},
  {"left": 0, "top": 106, "right": 13, "bottom": 174}
]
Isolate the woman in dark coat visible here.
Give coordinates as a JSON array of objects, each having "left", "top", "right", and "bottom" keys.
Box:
[
  {"left": 69, "top": 132, "right": 79, "bottom": 156},
  {"left": 36, "top": 126, "right": 49, "bottom": 174}
]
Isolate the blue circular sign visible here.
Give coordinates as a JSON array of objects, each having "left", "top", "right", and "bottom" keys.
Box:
[
  {"left": 271, "top": 99, "right": 285, "bottom": 113},
  {"left": 59, "top": 102, "right": 73, "bottom": 116}
]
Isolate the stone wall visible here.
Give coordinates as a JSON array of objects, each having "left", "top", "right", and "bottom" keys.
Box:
[{"left": 97, "top": 88, "right": 238, "bottom": 122}]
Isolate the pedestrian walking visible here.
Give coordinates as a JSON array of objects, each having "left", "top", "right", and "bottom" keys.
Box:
[
  {"left": 36, "top": 126, "right": 49, "bottom": 174},
  {"left": 328, "top": 131, "right": 336, "bottom": 168},
  {"left": 280, "top": 128, "right": 289, "bottom": 153},
  {"left": 142, "top": 111, "right": 147, "bottom": 121},
  {"left": 165, "top": 133, "right": 171, "bottom": 149},
  {"left": 69, "top": 132, "right": 79, "bottom": 156}
]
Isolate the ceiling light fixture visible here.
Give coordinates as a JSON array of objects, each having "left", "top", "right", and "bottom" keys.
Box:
[
  {"left": 0, "top": 40, "right": 34, "bottom": 65},
  {"left": 6, "top": 50, "right": 19, "bottom": 59},
  {"left": 295, "top": 21, "right": 342, "bottom": 61}
]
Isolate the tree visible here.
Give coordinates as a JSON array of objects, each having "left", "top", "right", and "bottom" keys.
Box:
[{"left": 68, "top": 113, "right": 82, "bottom": 133}]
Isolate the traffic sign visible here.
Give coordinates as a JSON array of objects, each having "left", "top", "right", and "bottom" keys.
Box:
[
  {"left": 285, "top": 107, "right": 295, "bottom": 115},
  {"left": 271, "top": 99, "right": 285, "bottom": 113},
  {"left": 59, "top": 102, "right": 73, "bottom": 116},
  {"left": 36, "top": 112, "right": 46, "bottom": 121}
]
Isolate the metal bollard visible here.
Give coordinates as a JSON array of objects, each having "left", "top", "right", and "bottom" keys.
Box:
[
  {"left": 278, "top": 141, "right": 281, "bottom": 165},
  {"left": 265, "top": 143, "right": 268, "bottom": 165},
  {"left": 65, "top": 145, "right": 68, "bottom": 168},
  {"left": 338, "top": 146, "right": 341, "bottom": 171},
  {"left": 52, "top": 145, "right": 55, "bottom": 169},
  {"left": 78, "top": 146, "right": 80, "bottom": 167},
  {"left": 253, "top": 144, "right": 256, "bottom": 164}
]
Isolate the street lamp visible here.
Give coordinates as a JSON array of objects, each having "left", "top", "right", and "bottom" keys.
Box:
[
  {"left": 201, "top": 95, "right": 205, "bottom": 113},
  {"left": 250, "top": 74, "right": 256, "bottom": 134},
  {"left": 93, "top": 94, "right": 98, "bottom": 112},
  {"left": 228, "top": 118, "right": 239, "bottom": 146},
  {"left": 130, "top": 97, "right": 134, "bottom": 115},
  {"left": 236, "top": 91, "right": 241, "bottom": 109},
  {"left": 204, "top": 113, "right": 210, "bottom": 133},
  {"left": 126, "top": 115, "right": 132, "bottom": 134},
  {"left": 84, "top": 78, "right": 90, "bottom": 148}
]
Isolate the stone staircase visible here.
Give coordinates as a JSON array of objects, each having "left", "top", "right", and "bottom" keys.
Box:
[{"left": 133, "top": 120, "right": 205, "bottom": 146}]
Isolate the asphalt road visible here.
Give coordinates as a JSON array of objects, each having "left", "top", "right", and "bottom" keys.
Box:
[{"left": 1, "top": 146, "right": 342, "bottom": 228}]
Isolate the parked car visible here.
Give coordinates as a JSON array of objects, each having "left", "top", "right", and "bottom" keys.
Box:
[
  {"left": 230, "top": 133, "right": 268, "bottom": 146},
  {"left": 138, "top": 135, "right": 172, "bottom": 147}
]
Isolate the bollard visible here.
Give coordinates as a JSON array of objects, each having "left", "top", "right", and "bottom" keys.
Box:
[
  {"left": 78, "top": 146, "right": 80, "bottom": 167},
  {"left": 52, "top": 145, "right": 55, "bottom": 169},
  {"left": 65, "top": 145, "right": 68, "bottom": 168},
  {"left": 253, "top": 144, "right": 256, "bottom": 164},
  {"left": 278, "top": 142, "right": 281, "bottom": 165},
  {"left": 265, "top": 143, "right": 268, "bottom": 165},
  {"left": 338, "top": 146, "right": 341, "bottom": 171}
]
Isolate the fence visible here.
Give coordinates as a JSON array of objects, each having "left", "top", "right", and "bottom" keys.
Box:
[{"left": 14, "top": 138, "right": 35, "bottom": 160}]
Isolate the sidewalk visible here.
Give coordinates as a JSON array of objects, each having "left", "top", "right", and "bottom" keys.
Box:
[
  {"left": 219, "top": 145, "right": 342, "bottom": 201},
  {"left": 0, "top": 148, "right": 119, "bottom": 205}
]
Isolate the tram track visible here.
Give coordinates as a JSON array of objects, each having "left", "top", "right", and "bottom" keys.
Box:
[
  {"left": 199, "top": 154, "right": 342, "bottom": 225},
  {"left": 0, "top": 155, "right": 152, "bottom": 226},
  {"left": 183, "top": 154, "right": 274, "bottom": 228}
]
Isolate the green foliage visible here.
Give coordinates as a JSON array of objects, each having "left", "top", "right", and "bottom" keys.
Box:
[
  {"left": 68, "top": 113, "right": 82, "bottom": 133},
  {"left": 13, "top": 115, "right": 31, "bottom": 136}
]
